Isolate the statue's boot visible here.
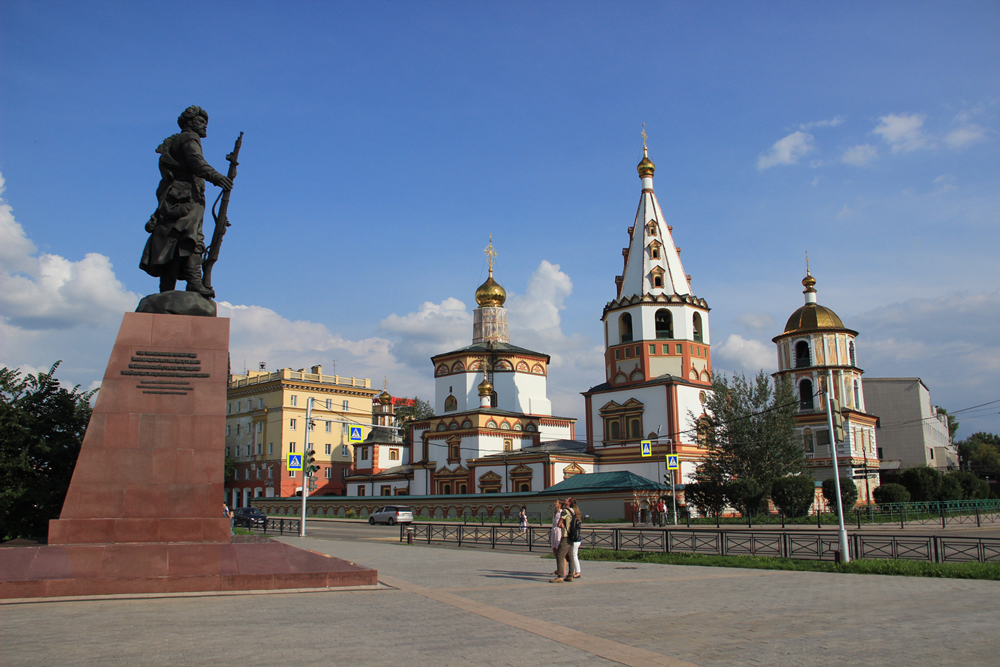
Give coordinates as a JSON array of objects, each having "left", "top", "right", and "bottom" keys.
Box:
[
  {"left": 159, "top": 276, "right": 177, "bottom": 292},
  {"left": 183, "top": 255, "right": 216, "bottom": 299}
]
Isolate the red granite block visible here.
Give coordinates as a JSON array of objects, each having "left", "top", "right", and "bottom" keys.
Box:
[
  {"left": 59, "top": 483, "right": 125, "bottom": 519},
  {"left": 112, "top": 518, "right": 160, "bottom": 542},
  {"left": 189, "top": 415, "right": 225, "bottom": 451},
  {"left": 26, "top": 546, "right": 80, "bottom": 579},
  {"left": 282, "top": 544, "right": 336, "bottom": 573},
  {"left": 122, "top": 483, "right": 169, "bottom": 518},
  {"left": 189, "top": 450, "right": 220, "bottom": 484},
  {"left": 0, "top": 580, "right": 42, "bottom": 599},
  {"left": 202, "top": 519, "right": 232, "bottom": 543},
  {"left": 61, "top": 546, "right": 108, "bottom": 578},
  {"left": 115, "top": 312, "right": 154, "bottom": 347},
  {"left": 48, "top": 518, "right": 116, "bottom": 545},
  {"left": 139, "top": 414, "right": 182, "bottom": 450},
  {"left": 166, "top": 544, "right": 226, "bottom": 577},
  {"left": 220, "top": 573, "right": 276, "bottom": 591},
  {"left": 166, "top": 483, "right": 213, "bottom": 517},
  {"left": 102, "top": 412, "right": 142, "bottom": 449},
  {"left": 233, "top": 542, "right": 289, "bottom": 575},
  {"left": 150, "top": 449, "right": 179, "bottom": 483},
  {"left": 274, "top": 572, "right": 330, "bottom": 590},
  {"left": 164, "top": 575, "right": 222, "bottom": 593},
  {"left": 0, "top": 548, "right": 39, "bottom": 580},
  {"left": 157, "top": 518, "right": 206, "bottom": 542},
  {"left": 100, "top": 577, "right": 168, "bottom": 595},
  {"left": 101, "top": 544, "right": 169, "bottom": 578}
]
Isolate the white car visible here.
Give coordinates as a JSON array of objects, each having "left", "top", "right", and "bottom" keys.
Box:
[{"left": 369, "top": 505, "right": 414, "bottom": 525}]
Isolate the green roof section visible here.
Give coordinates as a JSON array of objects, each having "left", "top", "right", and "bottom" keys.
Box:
[{"left": 535, "top": 471, "right": 672, "bottom": 496}]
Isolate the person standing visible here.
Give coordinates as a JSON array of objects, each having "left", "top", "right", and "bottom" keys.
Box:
[
  {"left": 567, "top": 498, "right": 583, "bottom": 579},
  {"left": 549, "top": 499, "right": 563, "bottom": 574},
  {"left": 518, "top": 507, "right": 528, "bottom": 533},
  {"left": 551, "top": 498, "right": 576, "bottom": 583},
  {"left": 223, "top": 502, "right": 234, "bottom": 535}
]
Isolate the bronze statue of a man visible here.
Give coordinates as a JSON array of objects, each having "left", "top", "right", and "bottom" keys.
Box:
[{"left": 140, "top": 106, "right": 233, "bottom": 298}]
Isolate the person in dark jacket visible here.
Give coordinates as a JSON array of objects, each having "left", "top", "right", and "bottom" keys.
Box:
[{"left": 140, "top": 106, "right": 232, "bottom": 297}]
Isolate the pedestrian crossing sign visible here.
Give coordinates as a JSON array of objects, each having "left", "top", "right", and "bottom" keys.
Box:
[
  {"left": 348, "top": 425, "right": 365, "bottom": 443},
  {"left": 287, "top": 453, "right": 303, "bottom": 471},
  {"left": 666, "top": 455, "right": 679, "bottom": 470},
  {"left": 640, "top": 440, "right": 652, "bottom": 457}
]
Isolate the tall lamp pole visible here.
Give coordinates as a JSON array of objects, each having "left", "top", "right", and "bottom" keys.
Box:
[
  {"left": 299, "top": 397, "right": 313, "bottom": 537},
  {"left": 824, "top": 369, "right": 851, "bottom": 562},
  {"left": 669, "top": 437, "right": 678, "bottom": 525}
]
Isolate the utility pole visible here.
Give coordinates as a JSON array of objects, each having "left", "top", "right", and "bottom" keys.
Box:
[
  {"left": 299, "top": 397, "right": 313, "bottom": 537},
  {"left": 825, "top": 369, "right": 851, "bottom": 562}
]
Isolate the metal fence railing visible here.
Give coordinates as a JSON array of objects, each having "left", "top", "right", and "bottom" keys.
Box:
[
  {"left": 234, "top": 516, "right": 301, "bottom": 535},
  {"left": 400, "top": 523, "right": 1000, "bottom": 564}
]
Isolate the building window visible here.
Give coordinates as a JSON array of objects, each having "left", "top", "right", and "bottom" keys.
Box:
[
  {"left": 324, "top": 443, "right": 331, "bottom": 455},
  {"left": 236, "top": 424, "right": 241, "bottom": 435},
  {"left": 325, "top": 467, "right": 332, "bottom": 479},
  {"left": 795, "top": 341, "right": 811, "bottom": 368},
  {"left": 268, "top": 442, "right": 273, "bottom": 455},
  {"left": 649, "top": 344, "right": 656, "bottom": 354},
  {"left": 854, "top": 380, "right": 861, "bottom": 409},
  {"left": 290, "top": 395, "right": 297, "bottom": 407},
  {"left": 624, "top": 347, "right": 631, "bottom": 359},
  {"left": 449, "top": 441, "right": 460, "bottom": 460},
  {"left": 225, "top": 446, "right": 230, "bottom": 457},
  {"left": 256, "top": 443, "right": 262, "bottom": 455},
  {"left": 244, "top": 469, "right": 250, "bottom": 480},
  {"left": 226, "top": 425, "right": 231, "bottom": 436},
  {"left": 675, "top": 344, "right": 682, "bottom": 354},
  {"left": 227, "top": 403, "right": 232, "bottom": 414},
  {"left": 504, "top": 439, "right": 513, "bottom": 452},
  {"left": 361, "top": 448, "right": 369, "bottom": 461},
  {"left": 606, "top": 419, "right": 621, "bottom": 441},
  {"left": 635, "top": 345, "right": 640, "bottom": 356},
  {"left": 444, "top": 395, "right": 458, "bottom": 411},
  {"left": 237, "top": 401, "right": 242, "bottom": 412},
  {"left": 268, "top": 467, "right": 273, "bottom": 478},
  {"left": 929, "top": 448, "right": 935, "bottom": 460},
  {"left": 325, "top": 421, "right": 332, "bottom": 432},
  {"left": 256, "top": 422, "right": 262, "bottom": 433},
  {"left": 799, "top": 379, "right": 814, "bottom": 410},
  {"left": 655, "top": 309, "right": 673, "bottom": 339},
  {"left": 692, "top": 312, "right": 703, "bottom": 342},
  {"left": 389, "top": 449, "right": 400, "bottom": 461},
  {"left": 651, "top": 246, "right": 660, "bottom": 259},
  {"left": 343, "top": 400, "right": 349, "bottom": 411},
  {"left": 619, "top": 312, "right": 633, "bottom": 343},
  {"left": 258, "top": 399, "right": 264, "bottom": 409},
  {"left": 849, "top": 341, "right": 857, "bottom": 367},
  {"left": 289, "top": 469, "right": 296, "bottom": 478},
  {"left": 342, "top": 445, "right": 349, "bottom": 457},
  {"left": 629, "top": 418, "right": 641, "bottom": 439},
  {"left": 357, "top": 486, "right": 365, "bottom": 496},
  {"left": 290, "top": 419, "right": 297, "bottom": 430},
  {"left": 245, "top": 445, "right": 251, "bottom": 457},
  {"left": 290, "top": 442, "right": 296, "bottom": 453},
  {"left": 233, "top": 468, "right": 238, "bottom": 480},
  {"left": 803, "top": 428, "right": 814, "bottom": 453},
  {"left": 326, "top": 398, "right": 332, "bottom": 410},
  {"left": 653, "top": 275, "right": 663, "bottom": 288},
  {"left": 615, "top": 349, "right": 620, "bottom": 360}
]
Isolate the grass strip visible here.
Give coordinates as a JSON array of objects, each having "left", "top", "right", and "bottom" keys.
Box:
[{"left": 578, "top": 548, "right": 1000, "bottom": 580}]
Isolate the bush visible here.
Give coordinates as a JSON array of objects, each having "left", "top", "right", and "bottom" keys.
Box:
[
  {"left": 684, "top": 481, "right": 727, "bottom": 517},
  {"left": 822, "top": 477, "right": 858, "bottom": 517},
  {"left": 947, "top": 471, "right": 990, "bottom": 500},
  {"left": 726, "top": 477, "right": 765, "bottom": 517},
  {"left": 770, "top": 475, "right": 815, "bottom": 517},
  {"left": 873, "top": 483, "right": 910, "bottom": 505},
  {"left": 899, "top": 466, "right": 942, "bottom": 502},
  {"left": 937, "top": 474, "right": 964, "bottom": 501}
]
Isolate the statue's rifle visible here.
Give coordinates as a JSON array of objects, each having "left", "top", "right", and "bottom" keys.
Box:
[{"left": 204, "top": 131, "right": 243, "bottom": 292}]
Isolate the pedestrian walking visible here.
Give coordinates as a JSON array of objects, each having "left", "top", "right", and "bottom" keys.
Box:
[
  {"left": 518, "top": 507, "right": 528, "bottom": 533},
  {"left": 567, "top": 498, "right": 582, "bottom": 579},
  {"left": 224, "top": 502, "right": 234, "bottom": 535}
]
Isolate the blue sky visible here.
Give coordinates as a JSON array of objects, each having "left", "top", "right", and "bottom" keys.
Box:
[{"left": 2, "top": 1, "right": 998, "bottom": 439}]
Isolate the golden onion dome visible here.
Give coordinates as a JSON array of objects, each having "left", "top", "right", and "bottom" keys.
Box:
[
  {"left": 637, "top": 155, "right": 655, "bottom": 178},
  {"left": 377, "top": 389, "right": 392, "bottom": 405},
  {"left": 478, "top": 377, "right": 493, "bottom": 397},
  {"left": 783, "top": 304, "right": 846, "bottom": 334},
  {"left": 475, "top": 274, "right": 507, "bottom": 307}
]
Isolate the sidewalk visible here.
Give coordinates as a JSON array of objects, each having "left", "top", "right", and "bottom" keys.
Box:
[{"left": 1, "top": 534, "right": 997, "bottom": 666}]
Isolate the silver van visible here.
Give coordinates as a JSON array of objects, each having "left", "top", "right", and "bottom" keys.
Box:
[{"left": 369, "top": 505, "right": 414, "bottom": 525}]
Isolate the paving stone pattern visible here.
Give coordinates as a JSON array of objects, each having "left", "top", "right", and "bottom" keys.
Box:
[{"left": 1, "top": 534, "right": 997, "bottom": 666}]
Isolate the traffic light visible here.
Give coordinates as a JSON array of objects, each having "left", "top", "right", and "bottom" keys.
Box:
[
  {"left": 305, "top": 449, "right": 319, "bottom": 477},
  {"left": 830, "top": 398, "right": 845, "bottom": 443}
]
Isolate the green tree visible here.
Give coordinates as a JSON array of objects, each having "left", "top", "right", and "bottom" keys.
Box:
[
  {"left": 936, "top": 474, "right": 964, "bottom": 501},
  {"left": 872, "top": 483, "right": 910, "bottom": 505},
  {"left": 394, "top": 396, "right": 434, "bottom": 444},
  {"left": 1, "top": 364, "right": 94, "bottom": 541},
  {"left": 694, "top": 370, "right": 800, "bottom": 499},
  {"left": 725, "top": 477, "right": 765, "bottom": 517},
  {"left": 822, "top": 477, "right": 858, "bottom": 517},
  {"left": 683, "top": 480, "right": 727, "bottom": 518},
  {"left": 957, "top": 433, "right": 1000, "bottom": 478},
  {"left": 946, "top": 471, "right": 989, "bottom": 500},
  {"left": 899, "top": 466, "right": 943, "bottom": 502},
  {"left": 770, "top": 475, "right": 816, "bottom": 517},
  {"left": 936, "top": 407, "right": 960, "bottom": 441}
]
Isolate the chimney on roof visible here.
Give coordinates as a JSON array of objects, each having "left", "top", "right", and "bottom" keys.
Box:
[{"left": 311, "top": 365, "right": 323, "bottom": 375}]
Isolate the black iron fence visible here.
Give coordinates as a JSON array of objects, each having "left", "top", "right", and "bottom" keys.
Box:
[
  {"left": 399, "top": 523, "right": 1000, "bottom": 564},
  {"left": 234, "top": 516, "right": 300, "bottom": 535},
  {"left": 461, "top": 511, "right": 544, "bottom": 526}
]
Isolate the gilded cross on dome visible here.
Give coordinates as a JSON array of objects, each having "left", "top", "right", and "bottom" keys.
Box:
[
  {"left": 805, "top": 251, "right": 811, "bottom": 276},
  {"left": 484, "top": 235, "right": 498, "bottom": 275},
  {"left": 641, "top": 123, "right": 648, "bottom": 157}
]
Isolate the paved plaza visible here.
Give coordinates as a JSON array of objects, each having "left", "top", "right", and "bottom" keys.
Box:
[{"left": 2, "top": 533, "right": 997, "bottom": 666}]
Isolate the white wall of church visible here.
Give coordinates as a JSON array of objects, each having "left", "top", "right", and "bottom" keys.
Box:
[
  {"left": 606, "top": 305, "right": 710, "bottom": 346},
  {"left": 539, "top": 422, "right": 573, "bottom": 442},
  {"left": 435, "top": 374, "right": 479, "bottom": 414}
]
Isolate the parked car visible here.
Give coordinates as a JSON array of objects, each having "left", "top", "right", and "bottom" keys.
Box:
[
  {"left": 233, "top": 507, "right": 267, "bottom": 528},
  {"left": 369, "top": 505, "right": 414, "bottom": 525}
]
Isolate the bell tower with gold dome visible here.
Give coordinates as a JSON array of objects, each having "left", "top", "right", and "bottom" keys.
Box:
[{"left": 772, "top": 264, "right": 880, "bottom": 502}]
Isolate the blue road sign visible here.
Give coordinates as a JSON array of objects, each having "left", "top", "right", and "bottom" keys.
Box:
[
  {"left": 667, "top": 455, "right": 679, "bottom": 470},
  {"left": 287, "top": 453, "right": 303, "bottom": 471},
  {"left": 348, "top": 425, "right": 364, "bottom": 443},
  {"left": 640, "top": 440, "right": 652, "bottom": 457}
]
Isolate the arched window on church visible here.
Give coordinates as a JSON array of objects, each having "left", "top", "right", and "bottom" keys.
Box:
[
  {"left": 849, "top": 341, "right": 857, "bottom": 367},
  {"left": 606, "top": 419, "right": 621, "bottom": 441},
  {"left": 692, "top": 313, "right": 703, "bottom": 342},
  {"left": 795, "top": 341, "right": 811, "bottom": 368},
  {"left": 799, "top": 379, "right": 814, "bottom": 410},
  {"left": 629, "top": 418, "right": 641, "bottom": 439},
  {"left": 854, "top": 380, "right": 861, "bottom": 409},
  {"left": 655, "top": 309, "right": 673, "bottom": 339},
  {"left": 619, "top": 313, "right": 633, "bottom": 343}
]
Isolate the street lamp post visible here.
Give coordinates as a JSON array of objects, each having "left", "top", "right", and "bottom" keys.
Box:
[
  {"left": 299, "top": 397, "right": 313, "bottom": 537},
  {"left": 824, "top": 369, "right": 851, "bottom": 563}
]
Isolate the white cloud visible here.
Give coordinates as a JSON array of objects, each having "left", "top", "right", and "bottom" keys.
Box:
[
  {"left": 873, "top": 113, "right": 930, "bottom": 153},
  {"left": 932, "top": 174, "right": 958, "bottom": 194},
  {"left": 714, "top": 334, "right": 777, "bottom": 373},
  {"left": 733, "top": 311, "right": 775, "bottom": 334},
  {"left": 800, "top": 116, "right": 845, "bottom": 130},
  {"left": 380, "top": 297, "right": 471, "bottom": 371},
  {"left": 837, "top": 205, "right": 856, "bottom": 218},
  {"left": 944, "top": 124, "right": 987, "bottom": 149},
  {"left": 841, "top": 144, "right": 879, "bottom": 167},
  {"left": 757, "top": 131, "right": 815, "bottom": 169}
]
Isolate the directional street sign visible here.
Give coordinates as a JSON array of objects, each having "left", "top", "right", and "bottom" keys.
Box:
[
  {"left": 348, "top": 425, "right": 365, "bottom": 443},
  {"left": 666, "top": 455, "right": 679, "bottom": 470},
  {"left": 287, "top": 453, "right": 303, "bottom": 471},
  {"left": 640, "top": 440, "right": 652, "bottom": 457}
]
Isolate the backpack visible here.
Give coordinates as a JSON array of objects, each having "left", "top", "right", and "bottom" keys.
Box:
[{"left": 568, "top": 514, "right": 582, "bottom": 542}]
